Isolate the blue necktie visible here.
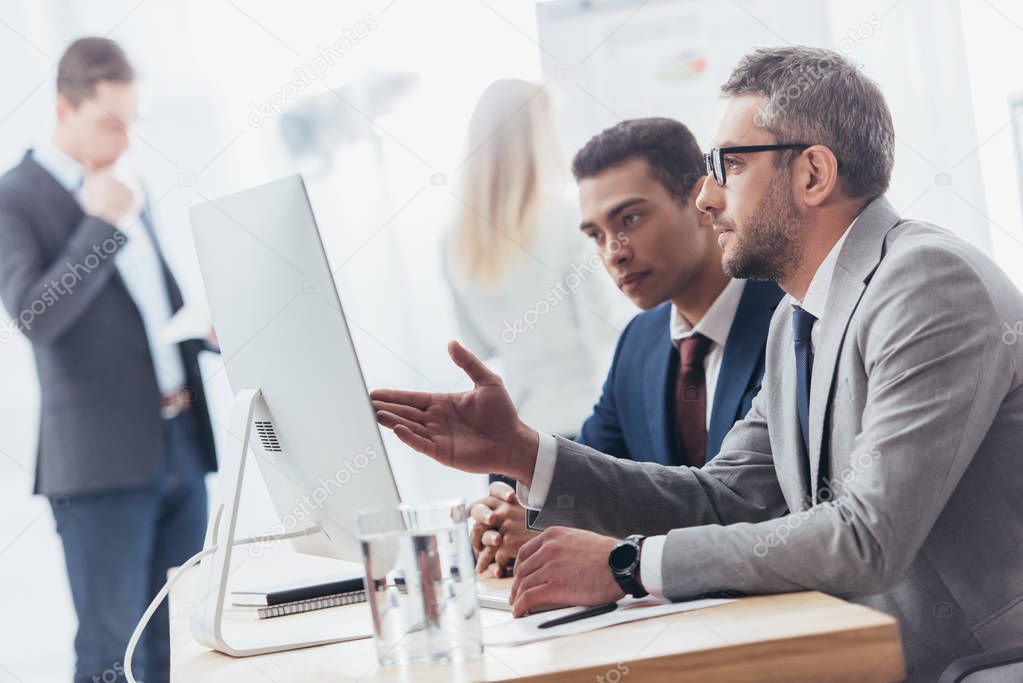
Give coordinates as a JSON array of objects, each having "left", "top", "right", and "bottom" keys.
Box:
[{"left": 792, "top": 306, "right": 817, "bottom": 456}]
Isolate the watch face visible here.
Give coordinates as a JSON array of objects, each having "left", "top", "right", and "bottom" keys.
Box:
[{"left": 609, "top": 541, "right": 639, "bottom": 573}]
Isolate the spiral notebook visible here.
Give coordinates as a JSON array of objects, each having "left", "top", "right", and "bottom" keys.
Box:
[
  {"left": 257, "top": 589, "right": 367, "bottom": 619},
  {"left": 230, "top": 571, "right": 367, "bottom": 619}
]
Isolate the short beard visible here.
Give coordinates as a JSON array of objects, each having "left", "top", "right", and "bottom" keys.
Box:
[{"left": 722, "top": 170, "right": 803, "bottom": 281}]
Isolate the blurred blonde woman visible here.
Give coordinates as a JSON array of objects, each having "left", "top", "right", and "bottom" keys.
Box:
[{"left": 443, "top": 79, "right": 624, "bottom": 437}]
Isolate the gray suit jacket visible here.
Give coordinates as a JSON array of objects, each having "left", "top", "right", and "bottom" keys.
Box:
[
  {"left": 530, "top": 197, "right": 1023, "bottom": 681},
  {"left": 0, "top": 151, "right": 217, "bottom": 496}
]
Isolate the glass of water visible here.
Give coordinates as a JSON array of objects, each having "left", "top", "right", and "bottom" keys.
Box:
[{"left": 356, "top": 499, "right": 483, "bottom": 666}]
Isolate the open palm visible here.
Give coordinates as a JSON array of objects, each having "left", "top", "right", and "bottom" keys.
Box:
[{"left": 370, "top": 341, "right": 537, "bottom": 480}]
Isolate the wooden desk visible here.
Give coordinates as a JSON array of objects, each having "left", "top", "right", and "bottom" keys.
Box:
[{"left": 169, "top": 553, "right": 905, "bottom": 682}]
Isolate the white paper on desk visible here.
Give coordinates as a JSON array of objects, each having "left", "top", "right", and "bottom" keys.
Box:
[
  {"left": 483, "top": 596, "right": 734, "bottom": 646},
  {"left": 158, "top": 304, "right": 212, "bottom": 345}
]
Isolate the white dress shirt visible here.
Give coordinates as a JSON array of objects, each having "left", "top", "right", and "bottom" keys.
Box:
[
  {"left": 789, "top": 221, "right": 854, "bottom": 352},
  {"left": 519, "top": 279, "right": 748, "bottom": 596},
  {"left": 31, "top": 143, "right": 186, "bottom": 396},
  {"left": 670, "top": 278, "right": 745, "bottom": 430}
]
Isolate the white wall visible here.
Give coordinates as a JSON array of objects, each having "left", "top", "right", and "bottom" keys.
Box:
[
  {"left": 961, "top": 0, "right": 1023, "bottom": 291},
  {"left": 827, "top": 0, "right": 990, "bottom": 249},
  {"left": 536, "top": 0, "right": 992, "bottom": 250}
]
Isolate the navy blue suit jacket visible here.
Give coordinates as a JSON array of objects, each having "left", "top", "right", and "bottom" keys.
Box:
[{"left": 577, "top": 280, "right": 783, "bottom": 466}]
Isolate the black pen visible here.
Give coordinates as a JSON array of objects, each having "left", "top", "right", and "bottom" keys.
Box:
[{"left": 537, "top": 602, "right": 618, "bottom": 629}]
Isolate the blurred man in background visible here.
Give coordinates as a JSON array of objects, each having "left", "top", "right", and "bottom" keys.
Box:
[
  {"left": 0, "top": 37, "right": 216, "bottom": 683},
  {"left": 471, "top": 119, "right": 782, "bottom": 576}
]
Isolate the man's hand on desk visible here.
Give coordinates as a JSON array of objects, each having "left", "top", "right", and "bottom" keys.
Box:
[
  {"left": 371, "top": 340, "right": 539, "bottom": 483},
  {"left": 508, "top": 526, "right": 625, "bottom": 617},
  {"left": 470, "top": 481, "right": 538, "bottom": 577}
]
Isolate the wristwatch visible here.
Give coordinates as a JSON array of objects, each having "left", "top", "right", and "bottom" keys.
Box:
[{"left": 608, "top": 534, "right": 648, "bottom": 598}]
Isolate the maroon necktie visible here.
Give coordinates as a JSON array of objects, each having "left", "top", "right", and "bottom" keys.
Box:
[{"left": 675, "top": 333, "right": 712, "bottom": 468}]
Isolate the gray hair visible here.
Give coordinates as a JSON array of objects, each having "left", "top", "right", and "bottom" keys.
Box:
[{"left": 721, "top": 46, "right": 894, "bottom": 201}]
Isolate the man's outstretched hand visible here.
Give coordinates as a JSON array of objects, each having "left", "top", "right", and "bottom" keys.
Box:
[{"left": 371, "top": 341, "right": 539, "bottom": 485}]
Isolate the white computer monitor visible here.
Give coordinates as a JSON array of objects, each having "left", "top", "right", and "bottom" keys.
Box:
[{"left": 188, "top": 174, "right": 401, "bottom": 655}]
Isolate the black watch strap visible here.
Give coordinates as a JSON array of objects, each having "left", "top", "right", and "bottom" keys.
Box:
[{"left": 609, "top": 534, "right": 648, "bottom": 598}]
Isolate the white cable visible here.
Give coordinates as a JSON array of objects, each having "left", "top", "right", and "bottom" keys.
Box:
[{"left": 123, "top": 527, "right": 320, "bottom": 683}]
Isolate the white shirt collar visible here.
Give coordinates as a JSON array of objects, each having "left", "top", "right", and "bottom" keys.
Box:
[
  {"left": 789, "top": 214, "right": 863, "bottom": 319},
  {"left": 670, "top": 278, "right": 746, "bottom": 347},
  {"left": 32, "top": 141, "right": 85, "bottom": 195}
]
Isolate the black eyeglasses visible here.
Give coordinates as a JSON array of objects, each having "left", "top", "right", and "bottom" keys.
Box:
[{"left": 703, "top": 144, "right": 811, "bottom": 187}]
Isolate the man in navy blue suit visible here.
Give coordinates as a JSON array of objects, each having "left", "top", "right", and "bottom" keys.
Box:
[{"left": 472, "top": 118, "right": 783, "bottom": 575}]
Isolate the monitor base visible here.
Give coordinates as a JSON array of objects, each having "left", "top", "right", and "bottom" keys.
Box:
[{"left": 189, "top": 389, "right": 364, "bottom": 657}]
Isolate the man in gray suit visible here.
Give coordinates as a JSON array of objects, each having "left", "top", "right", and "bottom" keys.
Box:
[
  {"left": 373, "top": 46, "right": 1023, "bottom": 680},
  {"left": 0, "top": 38, "right": 216, "bottom": 683}
]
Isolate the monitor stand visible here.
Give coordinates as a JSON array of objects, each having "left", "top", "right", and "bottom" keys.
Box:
[{"left": 190, "top": 388, "right": 369, "bottom": 656}]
